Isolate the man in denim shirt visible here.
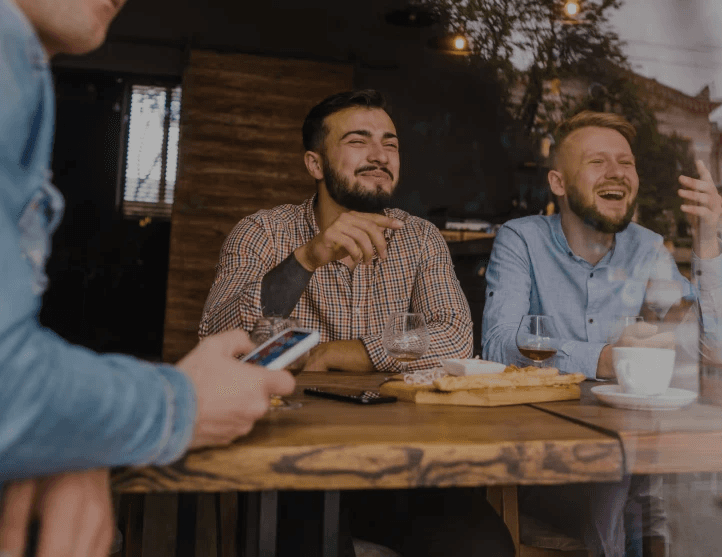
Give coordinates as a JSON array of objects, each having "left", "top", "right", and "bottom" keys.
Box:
[
  {"left": 0, "top": 0, "right": 294, "bottom": 555},
  {"left": 483, "top": 111, "right": 722, "bottom": 556}
]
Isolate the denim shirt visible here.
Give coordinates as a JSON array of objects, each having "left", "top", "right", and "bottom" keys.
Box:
[
  {"left": 482, "top": 214, "right": 722, "bottom": 378},
  {"left": 0, "top": 0, "right": 196, "bottom": 480}
]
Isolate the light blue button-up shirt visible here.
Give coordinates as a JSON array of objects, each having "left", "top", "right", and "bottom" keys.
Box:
[
  {"left": 482, "top": 214, "right": 722, "bottom": 378},
  {"left": 0, "top": 0, "right": 196, "bottom": 481}
]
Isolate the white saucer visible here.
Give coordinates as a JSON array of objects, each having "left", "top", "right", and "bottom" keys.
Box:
[{"left": 591, "top": 385, "right": 697, "bottom": 411}]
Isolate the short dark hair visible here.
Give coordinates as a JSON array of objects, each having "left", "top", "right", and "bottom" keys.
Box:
[
  {"left": 302, "top": 90, "right": 388, "bottom": 152},
  {"left": 551, "top": 110, "right": 637, "bottom": 168}
]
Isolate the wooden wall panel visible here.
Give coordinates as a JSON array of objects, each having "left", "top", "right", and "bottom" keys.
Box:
[{"left": 163, "top": 51, "right": 352, "bottom": 363}]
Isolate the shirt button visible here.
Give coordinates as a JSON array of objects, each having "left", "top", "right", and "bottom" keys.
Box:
[
  {"left": 589, "top": 273, "right": 594, "bottom": 278},
  {"left": 353, "top": 307, "right": 361, "bottom": 314},
  {"left": 589, "top": 318, "right": 594, "bottom": 324}
]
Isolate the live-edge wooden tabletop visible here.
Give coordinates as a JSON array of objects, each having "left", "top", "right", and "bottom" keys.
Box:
[
  {"left": 112, "top": 373, "right": 623, "bottom": 493},
  {"left": 532, "top": 381, "right": 722, "bottom": 475}
]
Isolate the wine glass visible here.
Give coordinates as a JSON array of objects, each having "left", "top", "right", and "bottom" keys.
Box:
[
  {"left": 382, "top": 312, "right": 430, "bottom": 373},
  {"left": 607, "top": 315, "right": 644, "bottom": 344},
  {"left": 250, "top": 316, "right": 303, "bottom": 410},
  {"left": 516, "top": 315, "right": 559, "bottom": 367}
]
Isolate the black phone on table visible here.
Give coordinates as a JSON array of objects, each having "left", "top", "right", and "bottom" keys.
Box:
[{"left": 303, "top": 387, "right": 397, "bottom": 405}]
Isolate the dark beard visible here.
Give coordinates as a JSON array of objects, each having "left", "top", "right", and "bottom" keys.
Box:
[
  {"left": 322, "top": 158, "right": 394, "bottom": 213},
  {"left": 567, "top": 183, "right": 636, "bottom": 234}
]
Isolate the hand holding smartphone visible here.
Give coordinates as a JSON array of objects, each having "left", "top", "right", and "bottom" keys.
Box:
[{"left": 241, "top": 327, "right": 320, "bottom": 370}]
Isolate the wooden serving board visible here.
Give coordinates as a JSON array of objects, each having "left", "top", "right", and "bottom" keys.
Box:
[{"left": 379, "top": 381, "right": 581, "bottom": 407}]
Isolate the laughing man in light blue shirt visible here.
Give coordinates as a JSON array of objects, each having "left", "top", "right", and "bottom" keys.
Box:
[
  {"left": 483, "top": 114, "right": 722, "bottom": 381},
  {"left": 482, "top": 110, "right": 722, "bottom": 557}
]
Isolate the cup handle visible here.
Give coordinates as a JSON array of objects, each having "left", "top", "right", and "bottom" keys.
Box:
[{"left": 616, "top": 360, "right": 631, "bottom": 385}]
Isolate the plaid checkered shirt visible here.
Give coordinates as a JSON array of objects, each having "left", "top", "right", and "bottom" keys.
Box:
[{"left": 199, "top": 196, "right": 473, "bottom": 372}]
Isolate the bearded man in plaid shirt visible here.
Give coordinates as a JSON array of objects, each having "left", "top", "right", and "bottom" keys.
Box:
[
  {"left": 199, "top": 89, "right": 474, "bottom": 373},
  {"left": 198, "top": 90, "right": 515, "bottom": 557}
]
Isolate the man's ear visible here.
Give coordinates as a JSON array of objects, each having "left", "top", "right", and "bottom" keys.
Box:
[
  {"left": 304, "top": 151, "right": 324, "bottom": 181},
  {"left": 548, "top": 169, "right": 566, "bottom": 197}
]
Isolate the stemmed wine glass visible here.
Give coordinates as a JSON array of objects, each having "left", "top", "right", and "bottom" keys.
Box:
[
  {"left": 250, "top": 316, "right": 303, "bottom": 410},
  {"left": 382, "top": 312, "right": 430, "bottom": 373},
  {"left": 607, "top": 315, "right": 644, "bottom": 344},
  {"left": 516, "top": 315, "right": 559, "bottom": 367}
]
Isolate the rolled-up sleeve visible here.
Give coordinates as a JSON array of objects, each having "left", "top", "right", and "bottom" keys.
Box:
[{"left": 199, "top": 218, "right": 275, "bottom": 338}]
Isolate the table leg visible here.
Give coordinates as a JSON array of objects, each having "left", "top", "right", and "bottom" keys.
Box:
[
  {"left": 322, "top": 490, "right": 341, "bottom": 557},
  {"left": 243, "top": 490, "right": 341, "bottom": 557},
  {"left": 259, "top": 491, "right": 279, "bottom": 557},
  {"left": 216, "top": 493, "right": 237, "bottom": 557},
  {"left": 243, "top": 491, "right": 278, "bottom": 557},
  {"left": 121, "top": 493, "right": 144, "bottom": 557}
]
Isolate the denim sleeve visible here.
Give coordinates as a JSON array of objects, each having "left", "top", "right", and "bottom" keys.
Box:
[
  {"left": 0, "top": 212, "right": 197, "bottom": 481},
  {"left": 481, "top": 225, "right": 605, "bottom": 378}
]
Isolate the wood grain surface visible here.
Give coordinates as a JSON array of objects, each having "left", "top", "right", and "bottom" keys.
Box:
[
  {"left": 162, "top": 51, "right": 352, "bottom": 363},
  {"left": 379, "top": 380, "right": 581, "bottom": 406},
  {"left": 439, "top": 230, "right": 496, "bottom": 243},
  {"left": 112, "top": 373, "right": 622, "bottom": 493},
  {"left": 532, "top": 381, "right": 722, "bottom": 474}
]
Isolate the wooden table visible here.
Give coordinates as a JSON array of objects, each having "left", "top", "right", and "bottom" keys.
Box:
[
  {"left": 533, "top": 381, "right": 722, "bottom": 475},
  {"left": 114, "top": 373, "right": 623, "bottom": 493},
  {"left": 111, "top": 373, "right": 722, "bottom": 557}
]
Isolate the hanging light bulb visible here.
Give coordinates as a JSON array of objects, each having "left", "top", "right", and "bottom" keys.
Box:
[
  {"left": 564, "top": 1, "right": 580, "bottom": 17},
  {"left": 428, "top": 29, "right": 471, "bottom": 56},
  {"left": 562, "top": 0, "right": 583, "bottom": 21}
]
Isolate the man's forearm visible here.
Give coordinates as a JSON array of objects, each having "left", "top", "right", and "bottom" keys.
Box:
[
  {"left": 0, "top": 327, "right": 196, "bottom": 479},
  {"left": 260, "top": 252, "right": 313, "bottom": 317},
  {"left": 303, "top": 340, "right": 375, "bottom": 372}
]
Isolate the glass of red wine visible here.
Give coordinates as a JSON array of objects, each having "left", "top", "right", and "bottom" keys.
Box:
[{"left": 516, "top": 315, "right": 559, "bottom": 367}]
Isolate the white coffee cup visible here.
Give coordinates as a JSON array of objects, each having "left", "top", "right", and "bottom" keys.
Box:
[{"left": 612, "top": 347, "right": 676, "bottom": 396}]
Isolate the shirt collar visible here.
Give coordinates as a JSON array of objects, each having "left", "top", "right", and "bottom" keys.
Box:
[
  {"left": 5, "top": 0, "right": 50, "bottom": 68},
  {"left": 551, "top": 213, "right": 618, "bottom": 268},
  {"left": 302, "top": 195, "right": 320, "bottom": 239}
]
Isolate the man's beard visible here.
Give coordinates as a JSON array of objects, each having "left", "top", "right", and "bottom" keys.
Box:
[
  {"left": 566, "top": 182, "right": 637, "bottom": 234},
  {"left": 322, "top": 158, "right": 395, "bottom": 213}
]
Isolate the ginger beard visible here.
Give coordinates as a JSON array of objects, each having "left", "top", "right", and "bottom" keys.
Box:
[
  {"left": 565, "top": 178, "right": 637, "bottom": 234},
  {"left": 322, "top": 156, "right": 397, "bottom": 213}
]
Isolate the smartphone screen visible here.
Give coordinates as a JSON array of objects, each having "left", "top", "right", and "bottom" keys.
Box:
[{"left": 243, "top": 329, "right": 315, "bottom": 366}]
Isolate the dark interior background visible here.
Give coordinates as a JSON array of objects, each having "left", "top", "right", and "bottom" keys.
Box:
[
  {"left": 40, "top": 72, "right": 174, "bottom": 360},
  {"left": 42, "top": 0, "right": 550, "bottom": 358}
]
